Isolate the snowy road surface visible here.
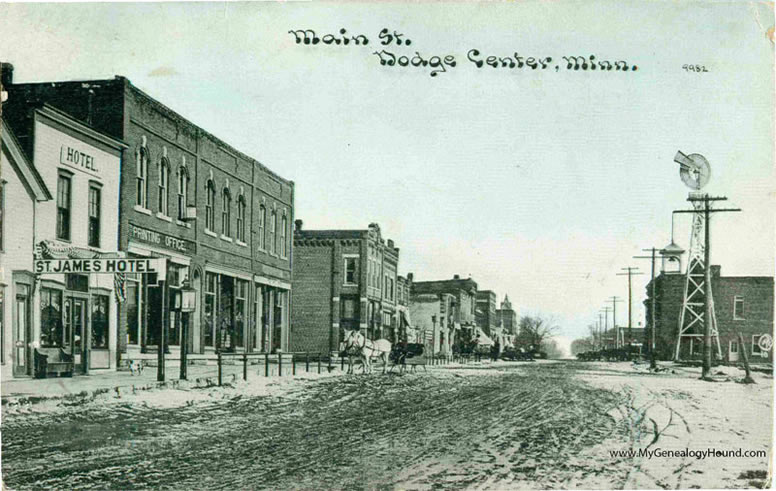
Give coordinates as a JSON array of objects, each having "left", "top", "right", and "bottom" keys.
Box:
[{"left": 2, "top": 361, "right": 770, "bottom": 489}]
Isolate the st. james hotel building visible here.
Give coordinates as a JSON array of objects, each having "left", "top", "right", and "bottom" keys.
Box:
[{"left": 5, "top": 69, "right": 294, "bottom": 367}]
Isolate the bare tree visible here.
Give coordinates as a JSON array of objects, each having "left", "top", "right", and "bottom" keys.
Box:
[{"left": 516, "top": 315, "right": 559, "bottom": 350}]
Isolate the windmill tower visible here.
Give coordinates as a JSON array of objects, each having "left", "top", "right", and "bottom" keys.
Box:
[{"left": 672, "top": 151, "right": 722, "bottom": 361}]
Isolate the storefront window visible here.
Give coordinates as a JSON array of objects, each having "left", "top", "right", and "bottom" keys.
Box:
[
  {"left": 234, "top": 280, "right": 247, "bottom": 349},
  {"left": 126, "top": 274, "right": 141, "bottom": 345},
  {"left": 204, "top": 272, "right": 216, "bottom": 347},
  {"left": 40, "top": 288, "right": 63, "bottom": 348},
  {"left": 91, "top": 295, "right": 109, "bottom": 349}
]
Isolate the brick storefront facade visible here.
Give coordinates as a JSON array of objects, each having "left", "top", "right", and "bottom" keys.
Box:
[
  {"left": 6, "top": 74, "right": 294, "bottom": 364},
  {"left": 645, "top": 266, "right": 774, "bottom": 362},
  {"left": 290, "top": 222, "right": 400, "bottom": 355}
]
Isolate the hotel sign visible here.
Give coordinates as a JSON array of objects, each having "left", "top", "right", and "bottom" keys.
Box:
[
  {"left": 60, "top": 145, "right": 99, "bottom": 176},
  {"left": 34, "top": 258, "right": 166, "bottom": 276},
  {"left": 129, "top": 223, "right": 196, "bottom": 255}
]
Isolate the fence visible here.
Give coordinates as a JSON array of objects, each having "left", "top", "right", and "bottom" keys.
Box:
[{"left": 131, "top": 349, "right": 491, "bottom": 386}]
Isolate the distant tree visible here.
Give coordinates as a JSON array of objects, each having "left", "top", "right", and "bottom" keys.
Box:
[{"left": 516, "top": 315, "right": 559, "bottom": 349}]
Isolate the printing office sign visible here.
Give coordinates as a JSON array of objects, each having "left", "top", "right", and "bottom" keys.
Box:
[{"left": 34, "top": 258, "right": 166, "bottom": 276}]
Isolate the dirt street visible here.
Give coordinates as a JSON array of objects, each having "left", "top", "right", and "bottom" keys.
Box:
[{"left": 1, "top": 361, "right": 770, "bottom": 490}]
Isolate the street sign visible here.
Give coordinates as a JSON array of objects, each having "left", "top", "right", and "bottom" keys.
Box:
[
  {"left": 34, "top": 258, "right": 166, "bottom": 276},
  {"left": 757, "top": 334, "right": 772, "bottom": 353}
]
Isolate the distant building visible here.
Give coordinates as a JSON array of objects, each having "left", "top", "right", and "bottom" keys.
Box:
[
  {"left": 410, "top": 275, "right": 478, "bottom": 356},
  {"left": 475, "top": 290, "right": 497, "bottom": 337},
  {"left": 396, "top": 274, "right": 416, "bottom": 343},
  {"left": 645, "top": 265, "right": 774, "bottom": 362},
  {"left": 496, "top": 294, "right": 518, "bottom": 336},
  {"left": 290, "top": 222, "right": 400, "bottom": 355}
]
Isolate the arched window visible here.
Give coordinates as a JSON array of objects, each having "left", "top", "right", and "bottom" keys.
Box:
[
  {"left": 221, "top": 188, "right": 231, "bottom": 237},
  {"left": 158, "top": 158, "right": 170, "bottom": 215},
  {"left": 236, "top": 196, "right": 246, "bottom": 242},
  {"left": 136, "top": 148, "right": 148, "bottom": 208},
  {"left": 205, "top": 180, "right": 216, "bottom": 231},
  {"left": 177, "top": 166, "right": 189, "bottom": 221},
  {"left": 280, "top": 215, "right": 288, "bottom": 258},
  {"left": 258, "top": 205, "right": 266, "bottom": 250},
  {"left": 269, "top": 210, "right": 277, "bottom": 255}
]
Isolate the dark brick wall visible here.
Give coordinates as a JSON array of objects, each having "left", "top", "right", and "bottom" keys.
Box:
[
  {"left": 290, "top": 244, "right": 333, "bottom": 354},
  {"left": 646, "top": 271, "right": 774, "bottom": 361}
]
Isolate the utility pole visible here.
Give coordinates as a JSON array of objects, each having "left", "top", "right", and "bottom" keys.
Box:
[
  {"left": 600, "top": 306, "right": 613, "bottom": 349},
  {"left": 674, "top": 195, "right": 740, "bottom": 379},
  {"left": 608, "top": 297, "right": 623, "bottom": 347},
  {"left": 634, "top": 248, "right": 660, "bottom": 369},
  {"left": 617, "top": 268, "right": 643, "bottom": 348}
]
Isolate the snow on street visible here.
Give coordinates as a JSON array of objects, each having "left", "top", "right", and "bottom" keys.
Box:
[{"left": 1, "top": 361, "right": 770, "bottom": 490}]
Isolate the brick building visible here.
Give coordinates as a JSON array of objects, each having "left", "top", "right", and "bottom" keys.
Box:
[
  {"left": 5, "top": 70, "right": 294, "bottom": 365},
  {"left": 475, "top": 290, "right": 497, "bottom": 337},
  {"left": 410, "top": 275, "right": 478, "bottom": 356},
  {"left": 645, "top": 265, "right": 774, "bottom": 362},
  {"left": 290, "top": 222, "right": 400, "bottom": 355}
]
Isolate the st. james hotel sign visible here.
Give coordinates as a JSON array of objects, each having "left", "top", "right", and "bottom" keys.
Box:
[{"left": 129, "top": 223, "right": 196, "bottom": 255}]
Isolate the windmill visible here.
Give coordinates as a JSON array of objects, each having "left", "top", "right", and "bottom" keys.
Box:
[{"left": 673, "top": 151, "right": 721, "bottom": 361}]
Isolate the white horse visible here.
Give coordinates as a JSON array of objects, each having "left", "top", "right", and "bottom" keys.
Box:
[{"left": 340, "top": 329, "right": 392, "bottom": 374}]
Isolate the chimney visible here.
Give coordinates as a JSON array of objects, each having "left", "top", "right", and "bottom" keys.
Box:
[
  {"left": 294, "top": 219, "right": 303, "bottom": 232},
  {"left": 387, "top": 239, "right": 394, "bottom": 248},
  {"left": 453, "top": 274, "right": 460, "bottom": 280},
  {"left": 407, "top": 272, "right": 414, "bottom": 282},
  {"left": 0, "top": 62, "right": 14, "bottom": 87}
]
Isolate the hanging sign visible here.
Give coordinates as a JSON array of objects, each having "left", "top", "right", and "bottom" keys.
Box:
[
  {"left": 34, "top": 258, "right": 166, "bottom": 276},
  {"left": 757, "top": 334, "right": 773, "bottom": 353}
]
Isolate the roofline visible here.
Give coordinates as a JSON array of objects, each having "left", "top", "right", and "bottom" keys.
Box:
[
  {"left": 121, "top": 78, "right": 295, "bottom": 188},
  {"left": 35, "top": 103, "right": 129, "bottom": 151},
  {"left": 1, "top": 119, "right": 53, "bottom": 201},
  {"left": 10, "top": 76, "right": 294, "bottom": 187}
]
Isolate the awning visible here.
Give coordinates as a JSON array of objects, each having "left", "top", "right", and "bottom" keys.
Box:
[
  {"left": 36, "top": 240, "right": 118, "bottom": 260},
  {"left": 474, "top": 327, "right": 494, "bottom": 346}
]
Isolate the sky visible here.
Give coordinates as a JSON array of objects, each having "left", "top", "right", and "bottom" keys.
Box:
[{"left": 2, "top": 1, "right": 773, "bottom": 344}]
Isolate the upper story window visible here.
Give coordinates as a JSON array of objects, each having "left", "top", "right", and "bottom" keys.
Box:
[
  {"left": 280, "top": 215, "right": 288, "bottom": 257},
  {"left": 158, "top": 158, "right": 170, "bottom": 216},
  {"left": 269, "top": 211, "right": 277, "bottom": 255},
  {"left": 136, "top": 148, "right": 148, "bottom": 208},
  {"left": 734, "top": 296, "right": 745, "bottom": 320},
  {"left": 345, "top": 257, "right": 358, "bottom": 284},
  {"left": 88, "top": 184, "right": 101, "bottom": 247},
  {"left": 258, "top": 205, "right": 266, "bottom": 250},
  {"left": 177, "top": 167, "right": 189, "bottom": 221},
  {"left": 205, "top": 180, "right": 216, "bottom": 231},
  {"left": 56, "top": 172, "right": 72, "bottom": 240},
  {"left": 221, "top": 189, "right": 232, "bottom": 237},
  {"left": 236, "top": 196, "right": 246, "bottom": 242}
]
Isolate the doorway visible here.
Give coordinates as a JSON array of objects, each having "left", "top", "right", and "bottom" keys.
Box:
[
  {"left": 13, "top": 284, "right": 31, "bottom": 377},
  {"left": 64, "top": 297, "right": 88, "bottom": 369}
]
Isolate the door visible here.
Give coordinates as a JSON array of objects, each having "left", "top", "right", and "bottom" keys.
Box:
[
  {"left": 13, "top": 285, "right": 31, "bottom": 377},
  {"left": 69, "top": 298, "right": 88, "bottom": 370},
  {"left": 729, "top": 339, "right": 740, "bottom": 362}
]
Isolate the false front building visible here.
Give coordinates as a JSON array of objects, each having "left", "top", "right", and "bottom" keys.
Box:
[
  {"left": 1, "top": 103, "right": 124, "bottom": 378},
  {"left": 290, "top": 222, "right": 400, "bottom": 355},
  {"left": 5, "top": 70, "right": 294, "bottom": 367}
]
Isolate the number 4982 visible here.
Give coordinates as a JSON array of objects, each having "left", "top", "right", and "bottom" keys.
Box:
[{"left": 683, "top": 64, "right": 708, "bottom": 72}]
